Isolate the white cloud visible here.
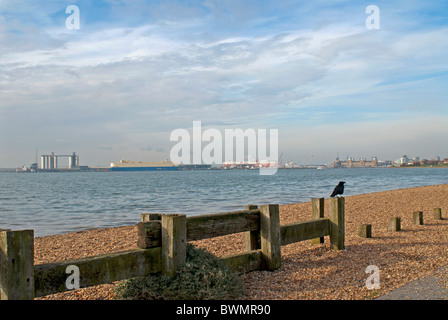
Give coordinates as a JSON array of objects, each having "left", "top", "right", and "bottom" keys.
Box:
[{"left": 1, "top": 1, "right": 448, "bottom": 167}]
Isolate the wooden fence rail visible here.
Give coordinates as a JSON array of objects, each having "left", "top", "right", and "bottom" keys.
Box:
[
  {"left": 0, "top": 197, "right": 345, "bottom": 300},
  {"left": 280, "top": 218, "right": 329, "bottom": 246}
]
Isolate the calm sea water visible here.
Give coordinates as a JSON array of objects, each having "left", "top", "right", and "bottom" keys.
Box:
[{"left": 1, "top": 168, "right": 447, "bottom": 237}]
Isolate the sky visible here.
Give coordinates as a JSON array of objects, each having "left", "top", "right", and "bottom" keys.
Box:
[{"left": 1, "top": 0, "right": 448, "bottom": 167}]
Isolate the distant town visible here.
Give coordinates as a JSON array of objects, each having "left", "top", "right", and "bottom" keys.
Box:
[
  {"left": 328, "top": 155, "right": 448, "bottom": 169},
  {"left": 220, "top": 154, "right": 448, "bottom": 169},
  {"left": 3, "top": 151, "right": 448, "bottom": 173},
  {"left": 285, "top": 155, "right": 448, "bottom": 169}
]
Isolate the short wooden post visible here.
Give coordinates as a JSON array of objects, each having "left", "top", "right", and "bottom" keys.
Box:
[
  {"left": 161, "top": 214, "right": 186, "bottom": 276},
  {"left": 137, "top": 220, "right": 162, "bottom": 249},
  {"left": 388, "top": 217, "right": 401, "bottom": 231},
  {"left": 141, "top": 213, "right": 162, "bottom": 222},
  {"left": 413, "top": 211, "right": 424, "bottom": 225},
  {"left": 434, "top": 208, "right": 442, "bottom": 220},
  {"left": 244, "top": 205, "right": 260, "bottom": 251},
  {"left": 359, "top": 224, "right": 372, "bottom": 238},
  {"left": 329, "top": 197, "right": 345, "bottom": 250},
  {"left": 259, "top": 204, "right": 281, "bottom": 271},
  {"left": 139, "top": 213, "right": 163, "bottom": 249},
  {"left": 311, "top": 198, "right": 325, "bottom": 244},
  {"left": 0, "top": 230, "right": 35, "bottom": 300}
]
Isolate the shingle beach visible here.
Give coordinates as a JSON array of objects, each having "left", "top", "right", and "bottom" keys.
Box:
[{"left": 34, "top": 183, "right": 448, "bottom": 300}]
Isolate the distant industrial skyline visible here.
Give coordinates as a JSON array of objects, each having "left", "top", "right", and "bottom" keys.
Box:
[
  {"left": 9, "top": 149, "right": 448, "bottom": 169},
  {"left": 1, "top": 1, "right": 448, "bottom": 168}
]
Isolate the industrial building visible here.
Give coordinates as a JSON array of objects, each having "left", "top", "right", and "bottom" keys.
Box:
[
  {"left": 332, "top": 157, "right": 379, "bottom": 168},
  {"left": 40, "top": 152, "right": 79, "bottom": 170}
]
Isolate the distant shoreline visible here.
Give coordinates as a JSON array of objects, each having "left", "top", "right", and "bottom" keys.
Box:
[
  {"left": 396, "top": 165, "right": 448, "bottom": 168},
  {"left": 2, "top": 166, "right": 448, "bottom": 173}
]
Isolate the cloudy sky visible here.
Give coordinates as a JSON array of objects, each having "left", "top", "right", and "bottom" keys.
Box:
[{"left": 1, "top": 0, "right": 447, "bottom": 167}]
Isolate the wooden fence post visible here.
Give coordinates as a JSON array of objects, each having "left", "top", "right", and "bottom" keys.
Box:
[
  {"left": 358, "top": 224, "right": 372, "bottom": 238},
  {"left": 434, "top": 208, "right": 442, "bottom": 220},
  {"left": 311, "top": 198, "right": 325, "bottom": 244},
  {"left": 0, "top": 230, "right": 35, "bottom": 300},
  {"left": 259, "top": 204, "right": 281, "bottom": 271},
  {"left": 388, "top": 217, "right": 401, "bottom": 231},
  {"left": 329, "top": 197, "right": 345, "bottom": 250},
  {"left": 161, "top": 214, "right": 186, "bottom": 276},
  {"left": 413, "top": 211, "right": 424, "bottom": 225},
  {"left": 141, "top": 213, "right": 162, "bottom": 222},
  {"left": 244, "top": 205, "right": 260, "bottom": 251},
  {"left": 137, "top": 221, "right": 162, "bottom": 249}
]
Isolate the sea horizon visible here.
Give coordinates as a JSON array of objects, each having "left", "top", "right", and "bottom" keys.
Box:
[{"left": 1, "top": 167, "right": 447, "bottom": 237}]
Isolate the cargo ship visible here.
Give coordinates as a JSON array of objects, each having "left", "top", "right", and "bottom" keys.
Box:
[{"left": 110, "top": 160, "right": 179, "bottom": 171}]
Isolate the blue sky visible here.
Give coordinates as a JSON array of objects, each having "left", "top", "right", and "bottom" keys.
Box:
[{"left": 1, "top": 0, "right": 448, "bottom": 167}]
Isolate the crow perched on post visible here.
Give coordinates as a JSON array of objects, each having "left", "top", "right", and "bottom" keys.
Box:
[{"left": 330, "top": 181, "right": 345, "bottom": 197}]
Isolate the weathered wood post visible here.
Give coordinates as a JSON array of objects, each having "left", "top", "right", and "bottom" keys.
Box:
[
  {"left": 388, "top": 217, "right": 401, "bottom": 231},
  {"left": 434, "top": 208, "right": 442, "bottom": 220},
  {"left": 244, "top": 205, "right": 260, "bottom": 251},
  {"left": 0, "top": 230, "right": 35, "bottom": 300},
  {"left": 161, "top": 214, "right": 186, "bottom": 276},
  {"left": 359, "top": 224, "right": 372, "bottom": 238},
  {"left": 413, "top": 211, "right": 424, "bottom": 225},
  {"left": 329, "top": 197, "right": 345, "bottom": 250},
  {"left": 311, "top": 198, "right": 325, "bottom": 244},
  {"left": 259, "top": 204, "right": 281, "bottom": 271},
  {"left": 138, "top": 213, "right": 162, "bottom": 249},
  {"left": 141, "top": 213, "right": 162, "bottom": 222}
]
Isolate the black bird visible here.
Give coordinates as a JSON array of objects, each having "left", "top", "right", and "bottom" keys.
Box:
[{"left": 330, "top": 181, "right": 345, "bottom": 197}]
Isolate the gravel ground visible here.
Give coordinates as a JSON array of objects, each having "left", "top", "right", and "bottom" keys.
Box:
[{"left": 34, "top": 183, "right": 448, "bottom": 300}]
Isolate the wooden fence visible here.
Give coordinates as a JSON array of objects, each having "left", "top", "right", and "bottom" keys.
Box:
[{"left": 0, "top": 197, "right": 345, "bottom": 300}]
